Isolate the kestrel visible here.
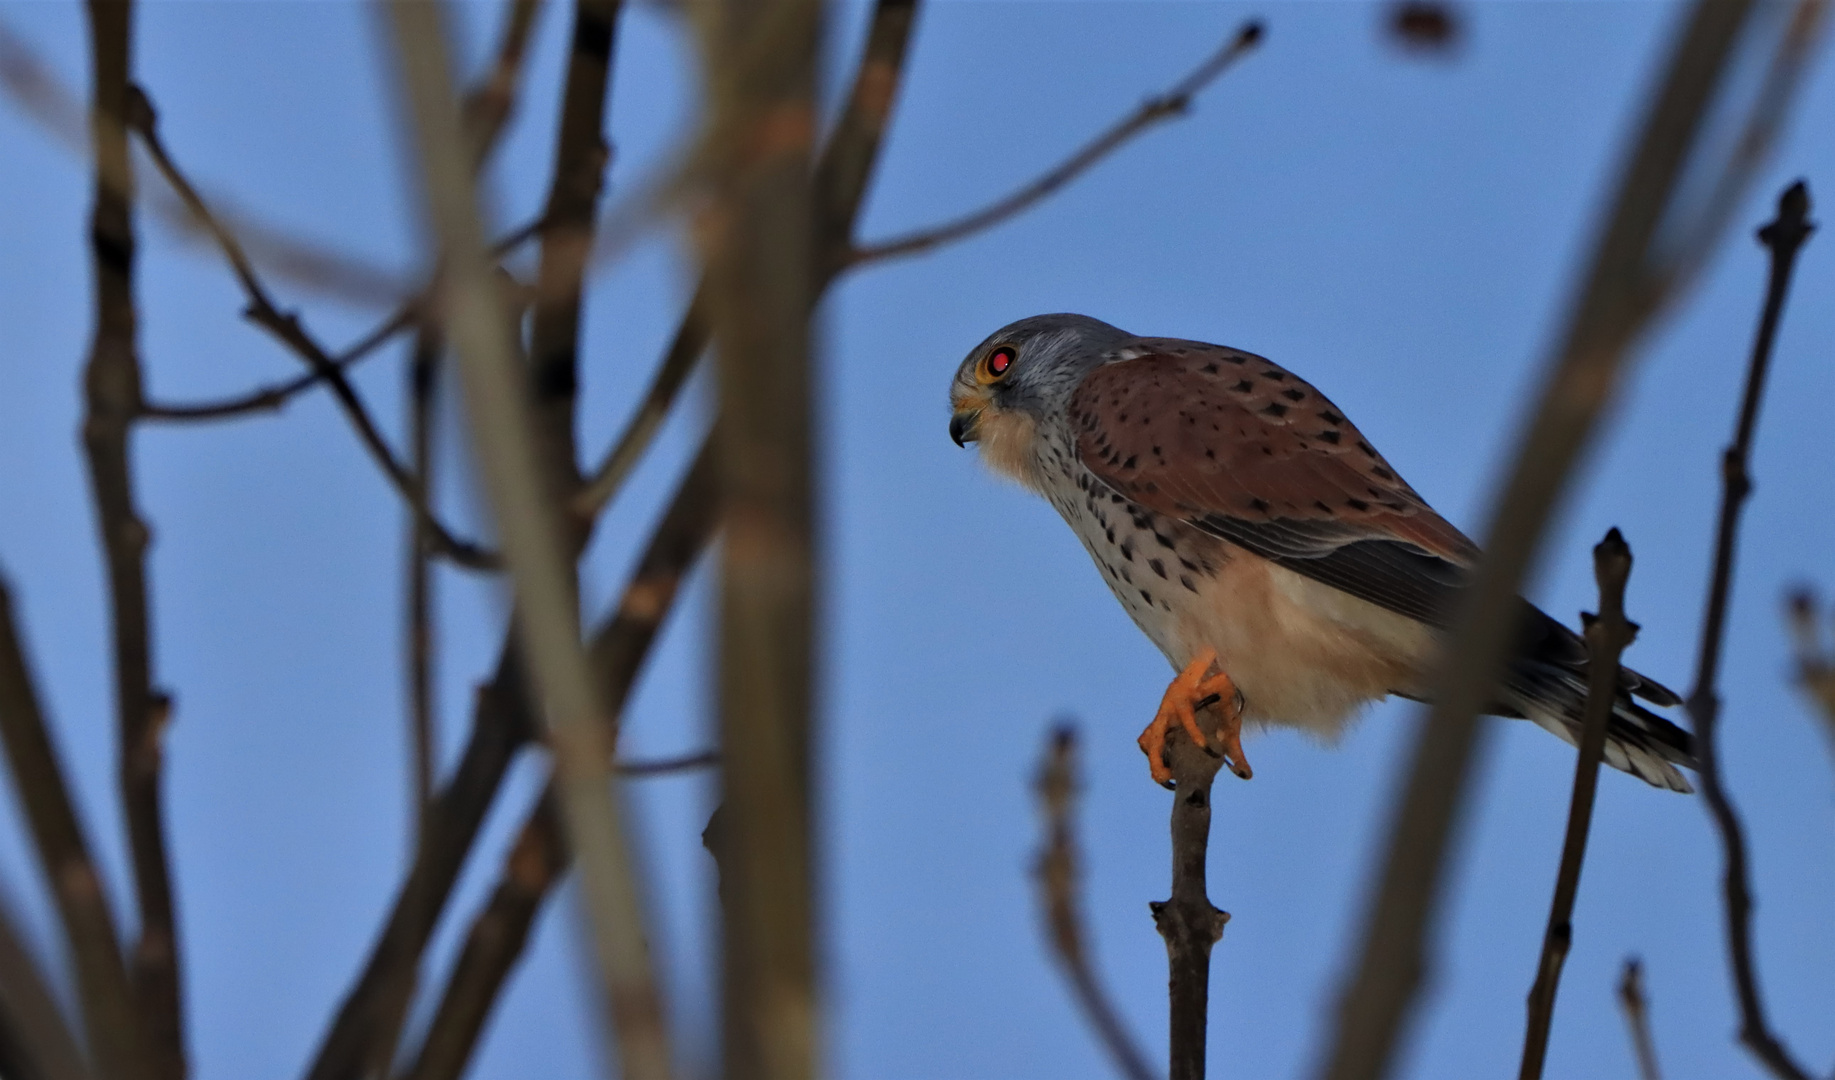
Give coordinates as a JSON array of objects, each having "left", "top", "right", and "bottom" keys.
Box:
[{"left": 947, "top": 314, "right": 1695, "bottom": 792}]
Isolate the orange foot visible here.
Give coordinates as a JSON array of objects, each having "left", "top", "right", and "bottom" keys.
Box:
[{"left": 1136, "top": 647, "right": 1252, "bottom": 787}]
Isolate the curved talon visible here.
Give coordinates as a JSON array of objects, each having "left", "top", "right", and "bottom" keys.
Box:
[{"left": 1137, "top": 648, "right": 1252, "bottom": 785}]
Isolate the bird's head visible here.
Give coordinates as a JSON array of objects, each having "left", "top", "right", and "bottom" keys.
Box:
[{"left": 948, "top": 313, "right": 1132, "bottom": 487}]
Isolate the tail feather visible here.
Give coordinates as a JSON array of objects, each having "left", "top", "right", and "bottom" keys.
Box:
[{"left": 1501, "top": 606, "right": 1696, "bottom": 793}]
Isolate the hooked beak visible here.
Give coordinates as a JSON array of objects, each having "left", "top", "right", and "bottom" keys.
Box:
[{"left": 949, "top": 409, "right": 981, "bottom": 447}]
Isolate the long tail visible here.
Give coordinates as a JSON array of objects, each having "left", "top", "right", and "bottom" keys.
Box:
[{"left": 1498, "top": 607, "right": 1696, "bottom": 793}]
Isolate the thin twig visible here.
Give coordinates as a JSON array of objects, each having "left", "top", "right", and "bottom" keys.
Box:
[
  {"left": 1518, "top": 529, "right": 1640, "bottom": 1080},
  {"left": 1617, "top": 958, "right": 1664, "bottom": 1080},
  {"left": 1686, "top": 181, "right": 1817, "bottom": 1080},
  {"left": 1313, "top": 5, "right": 1803, "bottom": 1077},
  {"left": 126, "top": 86, "right": 501, "bottom": 572},
  {"left": 1152, "top": 688, "right": 1231, "bottom": 1080},
  {"left": 842, "top": 20, "right": 1262, "bottom": 268},
  {"left": 77, "top": 6, "right": 184, "bottom": 1077},
  {"left": 387, "top": 9, "right": 672, "bottom": 1078},
  {"left": 0, "top": 577, "right": 150, "bottom": 1080},
  {"left": 397, "top": 438, "right": 718, "bottom": 1080},
  {"left": 1033, "top": 725, "right": 1157, "bottom": 1080}
]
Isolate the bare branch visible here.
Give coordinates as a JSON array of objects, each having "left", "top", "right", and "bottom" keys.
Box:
[
  {"left": 1686, "top": 181, "right": 1817, "bottom": 1080},
  {"left": 386, "top": 8, "right": 672, "bottom": 1077},
  {"left": 1152, "top": 689, "right": 1231, "bottom": 1080},
  {"left": 0, "top": 577, "right": 150, "bottom": 1080},
  {"left": 1617, "top": 958, "right": 1664, "bottom": 1080},
  {"left": 1032, "top": 725, "right": 1157, "bottom": 1080},
  {"left": 75, "top": 6, "right": 184, "bottom": 1075},
  {"left": 396, "top": 438, "right": 718, "bottom": 1080},
  {"left": 843, "top": 20, "right": 1262, "bottom": 269},
  {"left": 1314, "top": 5, "right": 1814, "bottom": 1078},
  {"left": 1518, "top": 529, "right": 1639, "bottom": 1080}
]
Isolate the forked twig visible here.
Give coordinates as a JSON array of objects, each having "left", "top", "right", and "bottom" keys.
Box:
[
  {"left": 842, "top": 20, "right": 1262, "bottom": 268},
  {"left": 1617, "top": 958, "right": 1664, "bottom": 1080},
  {"left": 1686, "top": 181, "right": 1817, "bottom": 1080},
  {"left": 1032, "top": 725, "right": 1157, "bottom": 1080},
  {"left": 1315, "top": 6, "right": 1807, "bottom": 1076},
  {"left": 1517, "top": 529, "right": 1639, "bottom": 1080},
  {"left": 126, "top": 86, "right": 500, "bottom": 571}
]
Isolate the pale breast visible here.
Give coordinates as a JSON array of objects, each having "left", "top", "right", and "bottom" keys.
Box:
[{"left": 1038, "top": 437, "right": 1439, "bottom": 738}]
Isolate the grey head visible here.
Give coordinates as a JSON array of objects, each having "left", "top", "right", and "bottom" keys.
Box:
[{"left": 947, "top": 313, "right": 1133, "bottom": 449}]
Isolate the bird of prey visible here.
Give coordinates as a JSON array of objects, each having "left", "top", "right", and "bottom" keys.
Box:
[{"left": 947, "top": 313, "right": 1695, "bottom": 792}]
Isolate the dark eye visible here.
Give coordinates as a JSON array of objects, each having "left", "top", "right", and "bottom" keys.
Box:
[{"left": 979, "top": 346, "right": 1017, "bottom": 384}]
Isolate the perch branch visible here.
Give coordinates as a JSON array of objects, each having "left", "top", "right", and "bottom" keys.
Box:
[
  {"left": 1032, "top": 725, "right": 1156, "bottom": 1080},
  {"left": 397, "top": 437, "right": 718, "bottom": 1080},
  {"left": 0, "top": 578, "right": 150, "bottom": 1080},
  {"left": 1517, "top": 528, "right": 1639, "bottom": 1080},
  {"left": 842, "top": 20, "right": 1262, "bottom": 268},
  {"left": 1153, "top": 688, "right": 1231, "bottom": 1080},
  {"left": 1314, "top": 5, "right": 1798, "bottom": 1077},
  {"left": 1617, "top": 958, "right": 1664, "bottom": 1080},
  {"left": 1686, "top": 181, "right": 1817, "bottom": 1080},
  {"left": 388, "top": 8, "right": 672, "bottom": 1076},
  {"left": 77, "top": 5, "right": 184, "bottom": 1076},
  {"left": 572, "top": 0, "right": 919, "bottom": 522}
]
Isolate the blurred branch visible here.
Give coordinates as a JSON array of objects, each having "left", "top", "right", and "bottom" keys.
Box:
[
  {"left": 528, "top": 0, "right": 624, "bottom": 499},
  {"left": 1032, "top": 725, "right": 1157, "bottom": 1080},
  {"left": 1686, "top": 182, "right": 1817, "bottom": 1080},
  {"left": 573, "top": 0, "right": 919, "bottom": 522},
  {"left": 397, "top": 438, "right": 719, "bottom": 1080},
  {"left": 77, "top": 6, "right": 184, "bottom": 1077},
  {"left": 126, "top": 85, "right": 501, "bottom": 572},
  {"left": 1785, "top": 589, "right": 1835, "bottom": 748},
  {"left": 1313, "top": 5, "right": 1810, "bottom": 1077},
  {"left": 0, "top": 844, "right": 97, "bottom": 1080},
  {"left": 0, "top": 578, "right": 150, "bottom": 1080},
  {"left": 1517, "top": 529, "right": 1639, "bottom": 1080},
  {"left": 1153, "top": 691, "right": 1230, "bottom": 1080},
  {"left": 463, "top": 0, "right": 545, "bottom": 167},
  {"left": 387, "top": 7, "right": 672, "bottom": 1078},
  {"left": 1617, "top": 958, "right": 1663, "bottom": 1080},
  {"left": 841, "top": 20, "right": 1262, "bottom": 269}
]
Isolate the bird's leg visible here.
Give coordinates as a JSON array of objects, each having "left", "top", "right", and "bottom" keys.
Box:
[{"left": 1138, "top": 648, "right": 1251, "bottom": 787}]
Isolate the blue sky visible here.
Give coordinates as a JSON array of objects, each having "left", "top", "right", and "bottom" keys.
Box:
[{"left": 1, "top": 2, "right": 1833, "bottom": 1079}]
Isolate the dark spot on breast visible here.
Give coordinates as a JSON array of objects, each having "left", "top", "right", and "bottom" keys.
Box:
[
  {"left": 1263, "top": 402, "right": 1288, "bottom": 418},
  {"left": 1149, "top": 558, "right": 1167, "bottom": 579},
  {"left": 1318, "top": 430, "right": 1342, "bottom": 444},
  {"left": 1282, "top": 388, "right": 1306, "bottom": 402}
]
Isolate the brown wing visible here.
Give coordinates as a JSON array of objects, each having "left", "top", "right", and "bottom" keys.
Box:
[{"left": 1069, "top": 340, "right": 1479, "bottom": 625}]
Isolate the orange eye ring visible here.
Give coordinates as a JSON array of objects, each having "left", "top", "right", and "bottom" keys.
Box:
[{"left": 976, "top": 345, "right": 1018, "bottom": 385}]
